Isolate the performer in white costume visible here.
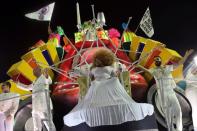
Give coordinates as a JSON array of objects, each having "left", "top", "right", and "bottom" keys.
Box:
[
  {"left": 139, "top": 49, "right": 193, "bottom": 131},
  {"left": 185, "top": 66, "right": 197, "bottom": 131},
  {"left": 17, "top": 67, "right": 56, "bottom": 131},
  {"left": 64, "top": 47, "right": 154, "bottom": 127},
  {"left": 0, "top": 81, "right": 20, "bottom": 131},
  {"left": 31, "top": 67, "right": 56, "bottom": 131},
  {"left": 149, "top": 58, "right": 182, "bottom": 131}
]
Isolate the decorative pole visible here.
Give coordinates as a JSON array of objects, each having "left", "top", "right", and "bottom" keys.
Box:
[
  {"left": 91, "top": 4, "right": 96, "bottom": 21},
  {"left": 76, "top": 2, "right": 81, "bottom": 30}
]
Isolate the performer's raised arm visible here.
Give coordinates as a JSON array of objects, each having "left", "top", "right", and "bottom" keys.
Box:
[
  {"left": 16, "top": 82, "right": 33, "bottom": 91},
  {"left": 173, "top": 49, "right": 194, "bottom": 70}
]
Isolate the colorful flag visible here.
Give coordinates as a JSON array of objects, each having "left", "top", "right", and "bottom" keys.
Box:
[
  {"left": 25, "top": 2, "right": 55, "bottom": 21},
  {"left": 140, "top": 7, "right": 154, "bottom": 37}
]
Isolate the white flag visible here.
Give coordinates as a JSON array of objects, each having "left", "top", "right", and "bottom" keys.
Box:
[
  {"left": 140, "top": 7, "right": 154, "bottom": 37},
  {"left": 25, "top": 2, "right": 55, "bottom": 21}
]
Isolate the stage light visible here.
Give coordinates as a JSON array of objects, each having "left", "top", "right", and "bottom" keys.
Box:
[{"left": 193, "top": 56, "right": 197, "bottom": 66}]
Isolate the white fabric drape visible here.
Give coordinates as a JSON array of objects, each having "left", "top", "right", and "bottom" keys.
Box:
[
  {"left": 32, "top": 75, "right": 56, "bottom": 131},
  {"left": 64, "top": 66, "right": 154, "bottom": 127},
  {"left": 185, "top": 72, "right": 197, "bottom": 131},
  {"left": 0, "top": 93, "right": 20, "bottom": 131}
]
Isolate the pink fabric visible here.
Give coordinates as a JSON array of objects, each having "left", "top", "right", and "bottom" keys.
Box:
[{"left": 108, "top": 28, "right": 120, "bottom": 38}]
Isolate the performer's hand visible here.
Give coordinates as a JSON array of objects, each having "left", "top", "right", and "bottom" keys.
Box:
[
  {"left": 11, "top": 79, "right": 17, "bottom": 83},
  {"left": 6, "top": 114, "right": 12, "bottom": 121},
  {"left": 115, "top": 71, "right": 120, "bottom": 77},
  {"left": 161, "top": 43, "right": 166, "bottom": 48},
  {"left": 185, "top": 49, "right": 194, "bottom": 56}
]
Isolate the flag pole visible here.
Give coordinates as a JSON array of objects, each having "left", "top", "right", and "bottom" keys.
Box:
[
  {"left": 134, "top": 22, "right": 141, "bottom": 33},
  {"left": 115, "top": 16, "right": 132, "bottom": 55},
  {"left": 49, "top": 21, "right": 51, "bottom": 27},
  {"left": 48, "top": 21, "right": 52, "bottom": 34},
  {"left": 119, "top": 16, "right": 132, "bottom": 43},
  {"left": 48, "top": 21, "right": 51, "bottom": 30}
]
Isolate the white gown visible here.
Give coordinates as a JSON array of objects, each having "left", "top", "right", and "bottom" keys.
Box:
[
  {"left": 15, "top": 75, "right": 56, "bottom": 131},
  {"left": 185, "top": 71, "right": 197, "bottom": 131},
  {"left": 0, "top": 92, "right": 20, "bottom": 131},
  {"left": 32, "top": 75, "right": 53, "bottom": 113},
  {"left": 64, "top": 66, "right": 154, "bottom": 127},
  {"left": 149, "top": 65, "right": 182, "bottom": 131},
  {"left": 32, "top": 75, "right": 56, "bottom": 131}
]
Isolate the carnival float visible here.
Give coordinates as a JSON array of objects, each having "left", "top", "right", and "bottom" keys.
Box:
[{"left": 0, "top": 2, "right": 193, "bottom": 131}]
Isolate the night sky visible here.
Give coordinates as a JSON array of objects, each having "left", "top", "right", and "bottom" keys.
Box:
[{"left": 0, "top": 0, "right": 197, "bottom": 81}]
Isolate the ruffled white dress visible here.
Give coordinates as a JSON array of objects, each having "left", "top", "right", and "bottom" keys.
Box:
[{"left": 63, "top": 66, "right": 154, "bottom": 127}]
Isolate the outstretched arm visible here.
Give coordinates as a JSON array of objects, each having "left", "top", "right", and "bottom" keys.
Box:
[
  {"left": 177, "top": 49, "right": 194, "bottom": 65},
  {"left": 173, "top": 49, "right": 194, "bottom": 70},
  {"left": 16, "top": 82, "right": 33, "bottom": 91},
  {"left": 136, "top": 64, "right": 152, "bottom": 74}
]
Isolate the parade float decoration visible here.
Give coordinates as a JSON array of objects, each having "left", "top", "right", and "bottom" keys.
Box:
[{"left": 0, "top": 2, "right": 193, "bottom": 131}]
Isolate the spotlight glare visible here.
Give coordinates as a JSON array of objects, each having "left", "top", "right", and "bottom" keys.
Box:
[{"left": 194, "top": 56, "right": 197, "bottom": 66}]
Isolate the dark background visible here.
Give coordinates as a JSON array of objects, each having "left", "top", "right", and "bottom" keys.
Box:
[{"left": 0, "top": 0, "right": 197, "bottom": 81}]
